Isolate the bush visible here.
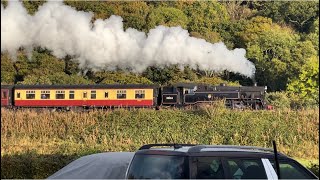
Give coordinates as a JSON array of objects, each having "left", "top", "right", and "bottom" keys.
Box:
[
  {"left": 265, "top": 92, "right": 291, "bottom": 109},
  {"left": 266, "top": 92, "right": 319, "bottom": 109}
]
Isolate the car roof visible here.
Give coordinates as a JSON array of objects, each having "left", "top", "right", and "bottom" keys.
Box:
[{"left": 136, "top": 144, "right": 288, "bottom": 159}]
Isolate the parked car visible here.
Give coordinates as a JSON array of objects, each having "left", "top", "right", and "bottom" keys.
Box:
[
  {"left": 126, "top": 144, "right": 318, "bottom": 179},
  {"left": 48, "top": 152, "right": 134, "bottom": 179}
]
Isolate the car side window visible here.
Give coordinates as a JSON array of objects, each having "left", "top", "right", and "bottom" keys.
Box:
[
  {"left": 224, "top": 158, "right": 267, "bottom": 179},
  {"left": 195, "top": 157, "right": 224, "bottom": 179},
  {"left": 270, "top": 160, "right": 317, "bottom": 179}
]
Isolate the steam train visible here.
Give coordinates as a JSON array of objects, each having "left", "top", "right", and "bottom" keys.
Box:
[{"left": 1, "top": 83, "right": 267, "bottom": 110}]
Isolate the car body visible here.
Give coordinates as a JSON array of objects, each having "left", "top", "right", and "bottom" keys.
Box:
[
  {"left": 48, "top": 152, "right": 134, "bottom": 179},
  {"left": 125, "top": 144, "right": 318, "bottom": 179}
]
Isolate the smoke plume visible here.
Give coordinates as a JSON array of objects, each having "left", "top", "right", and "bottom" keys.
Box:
[{"left": 1, "top": 1, "right": 256, "bottom": 77}]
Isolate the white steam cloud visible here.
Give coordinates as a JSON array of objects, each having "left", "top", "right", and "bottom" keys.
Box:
[{"left": 1, "top": 1, "right": 256, "bottom": 77}]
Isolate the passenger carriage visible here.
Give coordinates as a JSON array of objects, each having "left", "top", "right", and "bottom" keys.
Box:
[{"left": 12, "top": 84, "right": 159, "bottom": 109}]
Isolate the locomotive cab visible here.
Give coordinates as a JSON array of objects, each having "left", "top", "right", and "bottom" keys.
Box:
[{"left": 161, "top": 83, "right": 198, "bottom": 106}]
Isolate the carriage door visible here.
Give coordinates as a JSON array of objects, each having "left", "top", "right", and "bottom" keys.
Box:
[
  {"left": 82, "top": 90, "right": 88, "bottom": 106},
  {"left": 1, "top": 89, "right": 8, "bottom": 106}
]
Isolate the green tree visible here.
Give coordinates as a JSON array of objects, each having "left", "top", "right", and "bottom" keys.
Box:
[
  {"left": 49, "top": 73, "right": 92, "bottom": 85},
  {"left": 254, "top": 1, "right": 319, "bottom": 32},
  {"left": 65, "top": 1, "right": 150, "bottom": 31},
  {"left": 184, "top": 1, "right": 230, "bottom": 33},
  {"left": 1, "top": 54, "right": 16, "bottom": 84},
  {"left": 22, "top": 1, "right": 46, "bottom": 15},
  {"left": 18, "top": 74, "right": 52, "bottom": 85},
  {"left": 64, "top": 1, "right": 116, "bottom": 20},
  {"left": 305, "top": 18, "right": 319, "bottom": 53},
  {"left": 19, "top": 73, "right": 92, "bottom": 85},
  {"left": 146, "top": 6, "right": 188, "bottom": 30},
  {"left": 92, "top": 71, "right": 153, "bottom": 84},
  {"left": 195, "top": 76, "right": 239, "bottom": 86},
  {"left": 184, "top": 1, "right": 244, "bottom": 48},
  {"left": 287, "top": 56, "right": 319, "bottom": 103},
  {"left": 240, "top": 16, "right": 317, "bottom": 91},
  {"left": 64, "top": 56, "right": 80, "bottom": 75},
  {"left": 115, "top": 2, "right": 150, "bottom": 31}
]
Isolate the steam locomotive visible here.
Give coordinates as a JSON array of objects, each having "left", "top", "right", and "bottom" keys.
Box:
[{"left": 1, "top": 83, "right": 267, "bottom": 110}]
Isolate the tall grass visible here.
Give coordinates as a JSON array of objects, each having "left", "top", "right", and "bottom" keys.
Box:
[
  {"left": 1, "top": 106, "right": 319, "bottom": 178},
  {"left": 2, "top": 107, "right": 318, "bottom": 158}
]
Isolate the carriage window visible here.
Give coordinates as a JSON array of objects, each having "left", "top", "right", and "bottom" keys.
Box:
[
  {"left": 56, "top": 90, "right": 65, "bottom": 99},
  {"left": 83, "top": 92, "right": 87, "bottom": 98},
  {"left": 135, "top": 90, "right": 145, "bottom": 99},
  {"left": 1, "top": 91, "right": 7, "bottom": 99},
  {"left": 17, "top": 92, "right": 20, "bottom": 98},
  {"left": 26, "top": 90, "right": 35, "bottom": 99},
  {"left": 105, "top": 92, "right": 108, "bottom": 98},
  {"left": 41, "top": 90, "right": 50, "bottom": 99},
  {"left": 91, "top": 90, "right": 96, "bottom": 99},
  {"left": 69, "top": 91, "right": 74, "bottom": 99},
  {"left": 117, "top": 90, "right": 126, "bottom": 99}
]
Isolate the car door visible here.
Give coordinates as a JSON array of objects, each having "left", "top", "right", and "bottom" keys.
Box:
[
  {"left": 1, "top": 89, "right": 9, "bottom": 106},
  {"left": 222, "top": 157, "right": 277, "bottom": 179},
  {"left": 268, "top": 159, "right": 318, "bottom": 179},
  {"left": 189, "top": 156, "right": 226, "bottom": 179}
]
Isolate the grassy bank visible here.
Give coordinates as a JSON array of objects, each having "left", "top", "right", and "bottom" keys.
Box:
[{"left": 1, "top": 106, "right": 319, "bottom": 178}]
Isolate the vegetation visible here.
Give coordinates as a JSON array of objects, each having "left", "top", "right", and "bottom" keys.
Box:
[
  {"left": 1, "top": 1, "right": 318, "bottom": 178},
  {"left": 1, "top": 107, "right": 319, "bottom": 178},
  {"left": 1, "top": 1, "right": 318, "bottom": 105}
]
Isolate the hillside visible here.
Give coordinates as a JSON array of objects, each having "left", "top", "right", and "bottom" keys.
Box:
[{"left": 1, "top": 1, "right": 319, "bottom": 106}]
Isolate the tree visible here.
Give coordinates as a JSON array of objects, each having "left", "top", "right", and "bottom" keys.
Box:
[
  {"left": 142, "top": 65, "right": 201, "bottom": 85},
  {"left": 254, "top": 1, "right": 319, "bottom": 32},
  {"left": 305, "top": 18, "right": 319, "bottom": 53},
  {"left": 287, "top": 56, "right": 319, "bottom": 103},
  {"left": 195, "top": 76, "right": 240, "bottom": 86},
  {"left": 64, "top": 1, "right": 116, "bottom": 20},
  {"left": 18, "top": 74, "right": 52, "bottom": 85},
  {"left": 97, "top": 71, "right": 153, "bottom": 84},
  {"left": 22, "top": 1, "right": 46, "bottom": 15},
  {"left": 66, "top": 1, "right": 150, "bottom": 31},
  {"left": 19, "top": 73, "right": 92, "bottom": 85},
  {"left": 239, "top": 16, "right": 317, "bottom": 91},
  {"left": 1, "top": 54, "right": 16, "bottom": 84},
  {"left": 116, "top": 2, "right": 150, "bottom": 31},
  {"left": 222, "top": 1, "right": 255, "bottom": 21},
  {"left": 184, "top": 1, "right": 230, "bottom": 34},
  {"left": 64, "top": 56, "right": 80, "bottom": 75},
  {"left": 142, "top": 66, "right": 178, "bottom": 85},
  {"left": 146, "top": 6, "right": 188, "bottom": 30}
]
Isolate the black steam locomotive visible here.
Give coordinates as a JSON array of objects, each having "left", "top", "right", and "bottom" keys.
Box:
[
  {"left": 1, "top": 83, "right": 267, "bottom": 110},
  {"left": 160, "top": 83, "right": 266, "bottom": 109}
]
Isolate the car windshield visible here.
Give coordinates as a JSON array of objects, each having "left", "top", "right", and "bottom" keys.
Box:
[{"left": 127, "top": 154, "right": 188, "bottom": 179}]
